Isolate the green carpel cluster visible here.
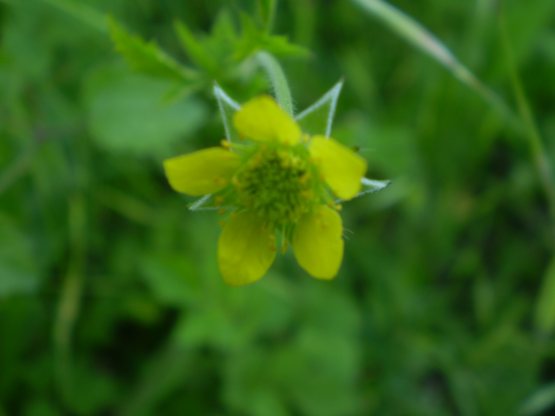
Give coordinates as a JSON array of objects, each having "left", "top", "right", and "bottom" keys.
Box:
[{"left": 232, "top": 145, "right": 316, "bottom": 226}]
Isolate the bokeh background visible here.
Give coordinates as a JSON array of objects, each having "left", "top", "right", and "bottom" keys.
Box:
[{"left": 2, "top": 0, "right": 555, "bottom": 414}]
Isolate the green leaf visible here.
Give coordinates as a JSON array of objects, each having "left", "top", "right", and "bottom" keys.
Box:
[
  {"left": 83, "top": 65, "right": 207, "bottom": 155},
  {"left": 535, "top": 258, "right": 555, "bottom": 333},
  {"left": 256, "top": 0, "right": 277, "bottom": 32},
  {"left": 174, "top": 21, "right": 217, "bottom": 74},
  {"left": 196, "top": 11, "right": 239, "bottom": 71},
  {"left": 209, "top": 11, "right": 238, "bottom": 52},
  {"left": 234, "top": 13, "right": 309, "bottom": 61},
  {"left": 260, "top": 34, "right": 310, "bottom": 58},
  {"left": 108, "top": 16, "right": 197, "bottom": 83},
  {"left": 519, "top": 382, "right": 555, "bottom": 415}
]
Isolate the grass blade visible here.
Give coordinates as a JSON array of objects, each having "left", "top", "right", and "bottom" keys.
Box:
[{"left": 351, "top": 0, "right": 514, "bottom": 125}]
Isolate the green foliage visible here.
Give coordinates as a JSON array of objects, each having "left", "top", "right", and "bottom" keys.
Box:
[
  {"left": 173, "top": 13, "right": 239, "bottom": 83},
  {"left": 234, "top": 12, "right": 310, "bottom": 61},
  {"left": 84, "top": 65, "right": 207, "bottom": 155},
  {"left": 174, "top": 21, "right": 219, "bottom": 75},
  {"left": 520, "top": 382, "right": 555, "bottom": 416},
  {"left": 1, "top": 0, "right": 555, "bottom": 415},
  {"left": 108, "top": 8, "right": 308, "bottom": 91},
  {"left": 108, "top": 17, "right": 198, "bottom": 84}
]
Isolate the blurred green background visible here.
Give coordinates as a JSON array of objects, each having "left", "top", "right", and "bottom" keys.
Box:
[{"left": 1, "top": 0, "right": 555, "bottom": 414}]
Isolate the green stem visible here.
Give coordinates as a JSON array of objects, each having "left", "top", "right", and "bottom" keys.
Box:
[
  {"left": 256, "top": 51, "right": 294, "bottom": 115},
  {"left": 53, "top": 194, "right": 87, "bottom": 405},
  {"left": 499, "top": 11, "right": 555, "bottom": 235}
]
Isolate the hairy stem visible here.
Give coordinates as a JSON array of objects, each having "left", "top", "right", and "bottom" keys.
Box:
[{"left": 256, "top": 51, "right": 294, "bottom": 115}]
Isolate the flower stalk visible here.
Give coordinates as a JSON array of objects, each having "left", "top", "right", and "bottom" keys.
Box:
[{"left": 256, "top": 51, "right": 294, "bottom": 115}]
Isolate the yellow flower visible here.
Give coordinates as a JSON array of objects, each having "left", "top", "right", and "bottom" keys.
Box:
[{"left": 164, "top": 96, "right": 366, "bottom": 286}]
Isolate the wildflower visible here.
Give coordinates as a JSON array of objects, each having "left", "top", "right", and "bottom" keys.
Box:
[{"left": 164, "top": 96, "right": 366, "bottom": 285}]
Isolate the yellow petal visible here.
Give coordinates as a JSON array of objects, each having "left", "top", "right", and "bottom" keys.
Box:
[
  {"left": 233, "top": 96, "right": 301, "bottom": 145},
  {"left": 292, "top": 205, "right": 343, "bottom": 280},
  {"left": 218, "top": 211, "right": 277, "bottom": 286},
  {"left": 309, "top": 136, "right": 367, "bottom": 200},
  {"left": 164, "top": 147, "right": 239, "bottom": 196}
]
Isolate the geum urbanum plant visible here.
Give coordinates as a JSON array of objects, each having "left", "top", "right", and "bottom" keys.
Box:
[{"left": 164, "top": 85, "right": 385, "bottom": 286}]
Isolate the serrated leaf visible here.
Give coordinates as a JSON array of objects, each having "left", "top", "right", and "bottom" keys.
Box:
[
  {"left": 209, "top": 11, "right": 238, "bottom": 54},
  {"left": 256, "top": 0, "right": 277, "bottom": 32},
  {"left": 260, "top": 34, "right": 310, "bottom": 58},
  {"left": 200, "top": 11, "right": 238, "bottom": 67},
  {"left": 234, "top": 13, "right": 260, "bottom": 60},
  {"left": 535, "top": 258, "right": 555, "bottom": 333},
  {"left": 212, "top": 10, "right": 237, "bottom": 42},
  {"left": 174, "top": 20, "right": 217, "bottom": 74},
  {"left": 108, "top": 16, "right": 197, "bottom": 83},
  {"left": 234, "top": 13, "right": 309, "bottom": 61}
]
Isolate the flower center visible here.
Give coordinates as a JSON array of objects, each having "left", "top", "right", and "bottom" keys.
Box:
[{"left": 232, "top": 146, "right": 315, "bottom": 226}]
